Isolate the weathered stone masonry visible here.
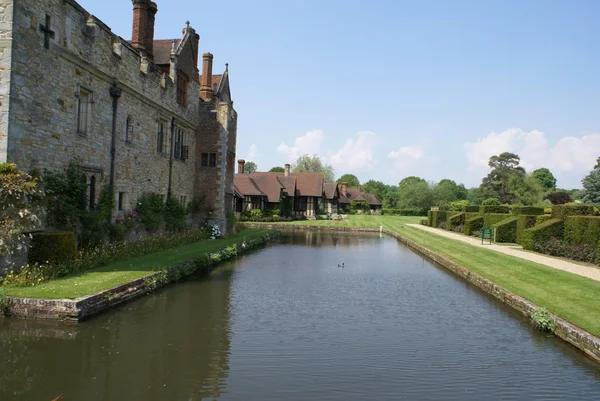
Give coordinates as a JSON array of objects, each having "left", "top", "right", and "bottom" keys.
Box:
[{"left": 0, "top": 0, "right": 237, "bottom": 230}]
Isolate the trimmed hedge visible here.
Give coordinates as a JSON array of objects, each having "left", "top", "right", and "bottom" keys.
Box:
[
  {"left": 427, "top": 210, "right": 433, "bottom": 227},
  {"left": 464, "top": 216, "right": 484, "bottom": 236},
  {"left": 516, "top": 215, "right": 538, "bottom": 244},
  {"left": 492, "top": 217, "right": 518, "bottom": 243},
  {"left": 480, "top": 205, "right": 510, "bottom": 214},
  {"left": 483, "top": 213, "right": 511, "bottom": 229},
  {"left": 536, "top": 215, "right": 552, "bottom": 225},
  {"left": 551, "top": 205, "right": 595, "bottom": 220},
  {"left": 430, "top": 211, "right": 451, "bottom": 228},
  {"left": 446, "top": 212, "right": 464, "bottom": 231},
  {"left": 521, "top": 219, "right": 564, "bottom": 250},
  {"left": 564, "top": 216, "right": 600, "bottom": 247},
  {"left": 462, "top": 205, "right": 481, "bottom": 213},
  {"left": 511, "top": 206, "right": 544, "bottom": 216},
  {"left": 29, "top": 231, "right": 77, "bottom": 265},
  {"left": 381, "top": 208, "right": 426, "bottom": 216}
]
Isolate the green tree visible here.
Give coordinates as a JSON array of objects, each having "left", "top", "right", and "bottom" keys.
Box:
[
  {"left": 269, "top": 166, "right": 285, "bottom": 172},
  {"left": 398, "top": 176, "right": 427, "bottom": 192},
  {"left": 467, "top": 187, "right": 485, "bottom": 205},
  {"left": 398, "top": 180, "right": 433, "bottom": 210},
  {"left": 292, "top": 154, "right": 335, "bottom": 182},
  {"left": 0, "top": 163, "right": 42, "bottom": 257},
  {"left": 582, "top": 158, "right": 600, "bottom": 204},
  {"left": 337, "top": 174, "right": 360, "bottom": 188},
  {"left": 432, "top": 179, "right": 468, "bottom": 207},
  {"left": 362, "top": 180, "right": 390, "bottom": 203},
  {"left": 544, "top": 191, "right": 572, "bottom": 205},
  {"left": 244, "top": 161, "right": 258, "bottom": 173},
  {"left": 480, "top": 152, "right": 526, "bottom": 204},
  {"left": 507, "top": 173, "right": 544, "bottom": 205},
  {"left": 383, "top": 191, "right": 400, "bottom": 208},
  {"left": 532, "top": 168, "right": 557, "bottom": 191}
]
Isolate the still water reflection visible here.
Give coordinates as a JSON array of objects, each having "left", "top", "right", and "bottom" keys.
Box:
[{"left": 1, "top": 231, "right": 600, "bottom": 400}]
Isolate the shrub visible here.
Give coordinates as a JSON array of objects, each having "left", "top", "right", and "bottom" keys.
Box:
[
  {"left": 544, "top": 191, "right": 572, "bottom": 205},
  {"left": 521, "top": 219, "right": 564, "bottom": 250},
  {"left": 249, "top": 209, "right": 263, "bottom": 218},
  {"left": 471, "top": 229, "right": 482, "bottom": 239},
  {"left": 427, "top": 210, "right": 433, "bottom": 226},
  {"left": 480, "top": 205, "right": 511, "bottom": 214},
  {"left": 446, "top": 212, "right": 464, "bottom": 231},
  {"left": 464, "top": 216, "right": 484, "bottom": 236},
  {"left": 492, "top": 217, "right": 518, "bottom": 243},
  {"left": 28, "top": 231, "right": 77, "bottom": 265},
  {"left": 483, "top": 213, "right": 511, "bottom": 229},
  {"left": 461, "top": 205, "right": 481, "bottom": 213},
  {"left": 536, "top": 214, "right": 552, "bottom": 225},
  {"left": 452, "top": 224, "right": 465, "bottom": 233},
  {"left": 381, "top": 208, "right": 426, "bottom": 216},
  {"left": 350, "top": 200, "right": 370, "bottom": 212},
  {"left": 551, "top": 204, "right": 595, "bottom": 220},
  {"left": 482, "top": 198, "right": 501, "bottom": 205},
  {"left": 516, "top": 215, "right": 538, "bottom": 244},
  {"left": 438, "top": 222, "right": 447, "bottom": 230},
  {"left": 530, "top": 308, "right": 556, "bottom": 333},
  {"left": 511, "top": 206, "right": 544, "bottom": 216},
  {"left": 137, "top": 192, "right": 165, "bottom": 233},
  {"left": 448, "top": 200, "right": 470, "bottom": 211},
  {"left": 430, "top": 211, "right": 450, "bottom": 228},
  {"left": 420, "top": 219, "right": 428, "bottom": 226},
  {"left": 534, "top": 237, "right": 596, "bottom": 264},
  {"left": 563, "top": 216, "right": 600, "bottom": 247},
  {"left": 43, "top": 159, "right": 88, "bottom": 230},
  {"left": 164, "top": 196, "right": 187, "bottom": 232},
  {"left": 544, "top": 208, "right": 552, "bottom": 214}
]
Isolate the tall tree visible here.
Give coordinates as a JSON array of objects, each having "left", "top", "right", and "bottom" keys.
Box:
[
  {"left": 532, "top": 168, "right": 557, "bottom": 191},
  {"left": 480, "top": 152, "right": 525, "bottom": 204},
  {"left": 292, "top": 154, "right": 335, "bottom": 182},
  {"left": 244, "top": 161, "right": 258, "bottom": 174},
  {"left": 398, "top": 176, "right": 427, "bottom": 192},
  {"left": 337, "top": 174, "right": 360, "bottom": 188},
  {"left": 362, "top": 180, "right": 390, "bottom": 203},
  {"left": 383, "top": 191, "right": 400, "bottom": 208},
  {"left": 269, "top": 166, "right": 285, "bottom": 172},
  {"left": 467, "top": 187, "right": 485, "bottom": 205},
  {"left": 582, "top": 158, "right": 600, "bottom": 204},
  {"left": 398, "top": 179, "right": 433, "bottom": 210},
  {"left": 432, "top": 179, "right": 468, "bottom": 207},
  {"left": 507, "top": 173, "right": 544, "bottom": 205}
]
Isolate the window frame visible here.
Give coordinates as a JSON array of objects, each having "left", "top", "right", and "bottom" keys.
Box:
[
  {"left": 77, "top": 88, "right": 91, "bottom": 136},
  {"left": 177, "top": 71, "right": 189, "bottom": 107},
  {"left": 156, "top": 121, "right": 165, "bottom": 154},
  {"left": 125, "top": 115, "right": 133, "bottom": 143},
  {"left": 118, "top": 192, "right": 125, "bottom": 211}
]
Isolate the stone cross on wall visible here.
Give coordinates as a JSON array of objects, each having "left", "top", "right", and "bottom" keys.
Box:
[{"left": 39, "top": 14, "right": 55, "bottom": 49}]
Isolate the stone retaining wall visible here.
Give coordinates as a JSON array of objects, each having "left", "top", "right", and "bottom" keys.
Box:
[
  {"left": 5, "top": 231, "right": 279, "bottom": 321},
  {"left": 243, "top": 223, "right": 600, "bottom": 363}
]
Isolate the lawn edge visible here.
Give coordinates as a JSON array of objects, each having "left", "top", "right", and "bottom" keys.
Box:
[
  {"left": 3, "top": 231, "right": 279, "bottom": 322},
  {"left": 244, "top": 222, "right": 600, "bottom": 364}
]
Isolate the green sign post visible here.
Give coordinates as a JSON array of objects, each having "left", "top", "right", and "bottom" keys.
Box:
[{"left": 482, "top": 228, "right": 493, "bottom": 245}]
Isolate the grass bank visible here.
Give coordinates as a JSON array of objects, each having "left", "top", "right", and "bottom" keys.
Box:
[
  {"left": 250, "top": 216, "right": 600, "bottom": 337},
  {"left": 3, "top": 228, "right": 272, "bottom": 300}
]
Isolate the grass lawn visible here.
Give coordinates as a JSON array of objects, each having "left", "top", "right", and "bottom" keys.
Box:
[
  {"left": 3, "top": 228, "right": 272, "bottom": 300},
  {"left": 254, "top": 216, "right": 600, "bottom": 337}
]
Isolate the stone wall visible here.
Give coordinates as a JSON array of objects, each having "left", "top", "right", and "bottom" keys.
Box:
[
  {"left": 5, "top": 0, "right": 202, "bottom": 209},
  {"left": 0, "top": 0, "right": 14, "bottom": 163}
]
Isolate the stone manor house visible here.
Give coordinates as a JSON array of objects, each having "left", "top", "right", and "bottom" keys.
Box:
[{"left": 0, "top": 0, "right": 237, "bottom": 230}]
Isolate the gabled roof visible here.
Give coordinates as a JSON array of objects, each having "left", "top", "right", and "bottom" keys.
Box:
[
  {"left": 246, "top": 174, "right": 284, "bottom": 202},
  {"left": 323, "top": 182, "right": 339, "bottom": 199},
  {"left": 153, "top": 39, "right": 180, "bottom": 65},
  {"left": 338, "top": 186, "right": 381, "bottom": 205},
  {"left": 233, "top": 175, "right": 264, "bottom": 196},
  {"left": 291, "top": 173, "right": 324, "bottom": 197}
]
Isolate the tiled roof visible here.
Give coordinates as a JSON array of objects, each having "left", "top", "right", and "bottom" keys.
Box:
[
  {"left": 365, "top": 193, "right": 382, "bottom": 206},
  {"left": 338, "top": 186, "right": 381, "bottom": 205},
  {"left": 290, "top": 173, "right": 324, "bottom": 197},
  {"left": 247, "top": 174, "right": 284, "bottom": 202},
  {"left": 277, "top": 176, "right": 296, "bottom": 196},
  {"left": 233, "top": 175, "right": 264, "bottom": 196},
  {"left": 323, "top": 182, "right": 338, "bottom": 199},
  {"left": 153, "top": 39, "right": 180, "bottom": 65}
]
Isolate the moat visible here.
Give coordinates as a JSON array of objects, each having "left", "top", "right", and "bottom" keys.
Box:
[{"left": 1, "top": 231, "right": 600, "bottom": 400}]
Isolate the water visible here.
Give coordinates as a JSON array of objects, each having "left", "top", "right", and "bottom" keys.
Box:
[{"left": 1, "top": 231, "right": 600, "bottom": 400}]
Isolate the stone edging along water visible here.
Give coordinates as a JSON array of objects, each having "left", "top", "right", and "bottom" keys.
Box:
[
  {"left": 243, "top": 223, "right": 600, "bottom": 363},
  {"left": 4, "top": 231, "right": 280, "bottom": 322}
]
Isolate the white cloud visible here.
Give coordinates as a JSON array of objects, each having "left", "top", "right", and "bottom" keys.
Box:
[
  {"left": 246, "top": 144, "right": 259, "bottom": 161},
  {"left": 463, "top": 128, "right": 600, "bottom": 175},
  {"left": 387, "top": 139, "right": 431, "bottom": 170},
  {"left": 329, "top": 131, "right": 378, "bottom": 170},
  {"left": 277, "top": 129, "right": 325, "bottom": 162},
  {"left": 389, "top": 145, "right": 425, "bottom": 161}
]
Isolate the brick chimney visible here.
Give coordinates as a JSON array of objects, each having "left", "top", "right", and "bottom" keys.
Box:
[
  {"left": 200, "top": 52, "right": 214, "bottom": 101},
  {"left": 284, "top": 163, "right": 290, "bottom": 177},
  {"left": 341, "top": 182, "right": 348, "bottom": 197},
  {"left": 238, "top": 159, "right": 245, "bottom": 174},
  {"left": 131, "top": 0, "right": 158, "bottom": 61}
]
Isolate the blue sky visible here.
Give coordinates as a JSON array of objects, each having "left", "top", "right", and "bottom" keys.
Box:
[{"left": 79, "top": 0, "right": 600, "bottom": 189}]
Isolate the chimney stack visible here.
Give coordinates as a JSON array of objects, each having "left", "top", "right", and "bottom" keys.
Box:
[
  {"left": 238, "top": 159, "right": 245, "bottom": 174},
  {"left": 284, "top": 164, "right": 290, "bottom": 177},
  {"left": 131, "top": 0, "right": 158, "bottom": 61},
  {"left": 200, "top": 52, "right": 214, "bottom": 101},
  {"left": 341, "top": 182, "right": 348, "bottom": 197}
]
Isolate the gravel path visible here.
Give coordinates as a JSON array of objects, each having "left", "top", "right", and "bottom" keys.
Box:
[{"left": 407, "top": 224, "right": 600, "bottom": 282}]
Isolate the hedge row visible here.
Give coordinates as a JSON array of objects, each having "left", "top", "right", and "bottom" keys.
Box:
[
  {"left": 462, "top": 205, "right": 481, "bottom": 213},
  {"left": 492, "top": 217, "right": 518, "bottom": 243},
  {"left": 29, "top": 231, "right": 77, "bottom": 265},
  {"left": 430, "top": 211, "right": 452, "bottom": 228},
  {"left": 381, "top": 208, "right": 426, "bottom": 216},
  {"left": 521, "top": 219, "right": 564, "bottom": 250},
  {"left": 464, "top": 216, "right": 484, "bottom": 236},
  {"left": 551, "top": 205, "right": 595, "bottom": 220},
  {"left": 564, "top": 216, "right": 600, "bottom": 247},
  {"left": 516, "top": 215, "right": 538, "bottom": 244},
  {"left": 483, "top": 213, "right": 511, "bottom": 229},
  {"left": 511, "top": 206, "right": 544, "bottom": 216},
  {"left": 480, "top": 205, "right": 511, "bottom": 214},
  {"left": 446, "top": 212, "right": 464, "bottom": 231},
  {"left": 536, "top": 215, "right": 552, "bottom": 225}
]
